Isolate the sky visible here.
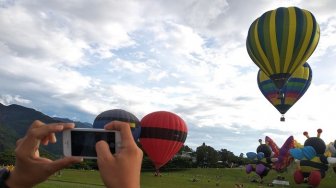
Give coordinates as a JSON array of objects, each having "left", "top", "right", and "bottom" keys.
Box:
[{"left": 1, "top": 0, "right": 336, "bottom": 155}]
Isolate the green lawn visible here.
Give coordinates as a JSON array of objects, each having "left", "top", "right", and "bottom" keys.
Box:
[{"left": 36, "top": 167, "right": 336, "bottom": 188}]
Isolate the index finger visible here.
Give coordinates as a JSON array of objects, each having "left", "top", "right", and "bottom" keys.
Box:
[
  {"left": 30, "top": 122, "right": 75, "bottom": 139},
  {"left": 19, "top": 121, "right": 75, "bottom": 157},
  {"left": 104, "top": 121, "right": 135, "bottom": 147}
]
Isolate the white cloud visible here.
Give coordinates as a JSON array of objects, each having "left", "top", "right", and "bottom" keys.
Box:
[
  {"left": 0, "top": 5, "right": 88, "bottom": 66},
  {"left": 313, "top": 16, "right": 336, "bottom": 58},
  {"left": 0, "top": 94, "right": 31, "bottom": 105},
  {"left": 0, "top": 57, "right": 92, "bottom": 94},
  {"left": 152, "top": 22, "right": 206, "bottom": 57},
  {"left": 205, "top": 134, "right": 213, "bottom": 139},
  {"left": 108, "top": 58, "right": 152, "bottom": 74}
]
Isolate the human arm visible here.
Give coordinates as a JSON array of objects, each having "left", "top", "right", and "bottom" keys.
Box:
[
  {"left": 96, "top": 121, "right": 143, "bottom": 188},
  {"left": 5, "top": 120, "right": 83, "bottom": 188}
]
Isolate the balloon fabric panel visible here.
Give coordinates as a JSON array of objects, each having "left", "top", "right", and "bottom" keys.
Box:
[
  {"left": 141, "top": 127, "right": 187, "bottom": 142},
  {"left": 257, "top": 63, "right": 312, "bottom": 115},
  {"left": 93, "top": 109, "right": 141, "bottom": 140},
  {"left": 267, "top": 136, "right": 294, "bottom": 171},
  {"left": 265, "top": 136, "right": 280, "bottom": 157},
  {"left": 140, "top": 139, "right": 184, "bottom": 169}
]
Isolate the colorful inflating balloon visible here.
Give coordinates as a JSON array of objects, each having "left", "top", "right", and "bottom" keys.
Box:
[
  {"left": 289, "top": 129, "right": 329, "bottom": 187},
  {"left": 140, "top": 111, "right": 188, "bottom": 170},
  {"left": 246, "top": 139, "right": 275, "bottom": 181},
  {"left": 326, "top": 141, "right": 336, "bottom": 173},
  {"left": 265, "top": 136, "right": 294, "bottom": 172},
  {"left": 93, "top": 109, "right": 141, "bottom": 140},
  {"left": 247, "top": 7, "right": 319, "bottom": 90},
  {"left": 257, "top": 63, "right": 312, "bottom": 121}
]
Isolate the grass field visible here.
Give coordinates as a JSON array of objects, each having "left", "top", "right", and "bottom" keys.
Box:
[{"left": 36, "top": 166, "right": 336, "bottom": 188}]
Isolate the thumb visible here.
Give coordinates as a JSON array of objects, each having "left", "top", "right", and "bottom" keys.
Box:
[
  {"left": 48, "top": 157, "right": 83, "bottom": 172},
  {"left": 96, "top": 140, "right": 114, "bottom": 163}
]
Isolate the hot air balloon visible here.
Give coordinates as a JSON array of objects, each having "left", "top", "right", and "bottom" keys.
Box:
[
  {"left": 245, "top": 139, "right": 276, "bottom": 182},
  {"left": 265, "top": 136, "right": 294, "bottom": 172},
  {"left": 247, "top": 7, "right": 319, "bottom": 92},
  {"left": 140, "top": 111, "right": 188, "bottom": 172},
  {"left": 289, "top": 129, "right": 330, "bottom": 187},
  {"left": 257, "top": 63, "right": 312, "bottom": 121},
  {"left": 93, "top": 109, "right": 141, "bottom": 141}
]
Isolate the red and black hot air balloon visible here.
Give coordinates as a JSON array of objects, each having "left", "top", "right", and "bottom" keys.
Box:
[{"left": 140, "top": 111, "right": 188, "bottom": 173}]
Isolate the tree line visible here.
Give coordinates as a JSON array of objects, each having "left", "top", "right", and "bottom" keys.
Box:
[{"left": 0, "top": 142, "right": 247, "bottom": 171}]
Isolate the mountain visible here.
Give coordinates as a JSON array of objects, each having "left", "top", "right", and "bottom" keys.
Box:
[
  {"left": 53, "top": 117, "right": 92, "bottom": 128},
  {"left": 0, "top": 103, "right": 92, "bottom": 156},
  {"left": 0, "top": 103, "right": 58, "bottom": 136}
]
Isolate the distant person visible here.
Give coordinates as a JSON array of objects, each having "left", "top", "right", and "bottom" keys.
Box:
[{"left": 0, "top": 120, "right": 143, "bottom": 188}]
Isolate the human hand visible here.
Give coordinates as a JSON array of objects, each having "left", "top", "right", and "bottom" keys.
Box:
[
  {"left": 96, "top": 121, "right": 143, "bottom": 188},
  {"left": 6, "top": 120, "right": 83, "bottom": 188}
]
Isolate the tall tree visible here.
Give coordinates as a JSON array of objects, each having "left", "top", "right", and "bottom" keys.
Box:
[{"left": 196, "top": 142, "right": 218, "bottom": 167}]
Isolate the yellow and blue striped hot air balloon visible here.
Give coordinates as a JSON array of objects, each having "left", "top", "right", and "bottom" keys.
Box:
[
  {"left": 247, "top": 7, "right": 319, "bottom": 90},
  {"left": 257, "top": 63, "right": 312, "bottom": 121}
]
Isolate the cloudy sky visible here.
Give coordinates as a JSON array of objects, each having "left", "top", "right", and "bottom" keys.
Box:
[{"left": 1, "top": 0, "right": 336, "bottom": 155}]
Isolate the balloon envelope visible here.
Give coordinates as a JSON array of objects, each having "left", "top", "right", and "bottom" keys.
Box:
[
  {"left": 93, "top": 109, "right": 141, "bottom": 140},
  {"left": 247, "top": 7, "right": 319, "bottom": 89},
  {"left": 257, "top": 63, "right": 312, "bottom": 115},
  {"left": 266, "top": 136, "right": 294, "bottom": 172},
  {"left": 140, "top": 111, "right": 188, "bottom": 170}
]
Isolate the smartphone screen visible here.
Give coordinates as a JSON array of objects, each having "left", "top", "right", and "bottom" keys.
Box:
[{"left": 71, "top": 130, "right": 116, "bottom": 157}]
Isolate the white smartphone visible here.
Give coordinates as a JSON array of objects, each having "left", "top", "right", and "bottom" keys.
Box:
[{"left": 63, "top": 128, "right": 121, "bottom": 159}]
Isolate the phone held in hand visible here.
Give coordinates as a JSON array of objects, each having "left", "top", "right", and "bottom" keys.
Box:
[{"left": 63, "top": 128, "right": 121, "bottom": 159}]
